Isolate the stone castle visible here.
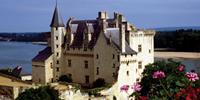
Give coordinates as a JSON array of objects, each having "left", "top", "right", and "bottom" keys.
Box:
[{"left": 32, "top": 4, "right": 155, "bottom": 94}]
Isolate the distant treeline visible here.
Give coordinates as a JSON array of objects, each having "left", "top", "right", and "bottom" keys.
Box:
[
  {"left": 155, "top": 29, "right": 200, "bottom": 52},
  {"left": 0, "top": 32, "right": 48, "bottom": 42}
]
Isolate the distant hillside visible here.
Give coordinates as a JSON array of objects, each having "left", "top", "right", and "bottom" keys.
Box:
[
  {"left": 0, "top": 32, "right": 49, "bottom": 42},
  {"left": 151, "top": 26, "right": 200, "bottom": 31}
]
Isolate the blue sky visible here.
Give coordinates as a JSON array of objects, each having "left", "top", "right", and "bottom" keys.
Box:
[{"left": 0, "top": 0, "right": 200, "bottom": 32}]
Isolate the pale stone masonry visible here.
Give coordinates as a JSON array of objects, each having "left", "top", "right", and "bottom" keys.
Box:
[{"left": 32, "top": 5, "right": 155, "bottom": 99}]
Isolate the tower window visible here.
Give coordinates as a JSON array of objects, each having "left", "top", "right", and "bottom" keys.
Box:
[
  {"left": 56, "top": 45, "right": 59, "bottom": 48},
  {"left": 67, "top": 44, "right": 70, "bottom": 50},
  {"left": 138, "top": 61, "right": 142, "bottom": 69},
  {"left": 50, "top": 63, "right": 53, "bottom": 68},
  {"left": 112, "top": 54, "right": 115, "bottom": 59},
  {"left": 56, "top": 67, "right": 59, "bottom": 71},
  {"left": 138, "top": 45, "right": 142, "bottom": 52},
  {"left": 56, "top": 60, "right": 59, "bottom": 64},
  {"left": 84, "top": 60, "right": 88, "bottom": 69},
  {"left": 56, "top": 36, "right": 58, "bottom": 40},
  {"left": 85, "top": 75, "right": 89, "bottom": 83},
  {"left": 56, "top": 52, "right": 59, "bottom": 57},
  {"left": 127, "top": 71, "right": 129, "bottom": 76},
  {"left": 96, "top": 54, "right": 99, "bottom": 59},
  {"left": 68, "top": 60, "right": 71, "bottom": 67},
  {"left": 55, "top": 27, "right": 58, "bottom": 30},
  {"left": 96, "top": 67, "right": 99, "bottom": 75}
]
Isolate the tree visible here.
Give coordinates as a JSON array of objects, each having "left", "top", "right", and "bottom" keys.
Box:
[
  {"left": 58, "top": 75, "right": 72, "bottom": 83},
  {"left": 92, "top": 78, "right": 106, "bottom": 88},
  {"left": 16, "top": 86, "right": 60, "bottom": 100}
]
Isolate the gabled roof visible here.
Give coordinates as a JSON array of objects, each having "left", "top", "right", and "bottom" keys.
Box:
[
  {"left": 50, "top": 5, "right": 65, "bottom": 27},
  {"left": 104, "top": 28, "right": 137, "bottom": 55},
  {"left": 32, "top": 47, "right": 52, "bottom": 62}
]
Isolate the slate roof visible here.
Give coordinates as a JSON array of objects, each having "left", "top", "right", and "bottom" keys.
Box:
[
  {"left": 104, "top": 28, "right": 137, "bottom": 55},
  {"left": 32, "top": 47, "right": 52, "bottom": 62},
  {"left": 50, "top": 6, "right": 65, "bottom": 27},
  {"left": 67, "top": 20, "right": 101, "bottom": 49}
]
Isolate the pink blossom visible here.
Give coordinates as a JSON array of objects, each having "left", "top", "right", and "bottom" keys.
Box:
[
  {"left": 185, "top": 72, "right": 199, "bottom": 82},
  {"left": 152, "top": 71, "right": 165, "bottom": 79},
  {"left": 120, "top": 85, "right": 129, "bottom": 92},
  {"left": 178, "top": 65, "right": 185, "bottom": 71},
  {"left": 131, "top": 83, "right": 142, "bottom": 92}
]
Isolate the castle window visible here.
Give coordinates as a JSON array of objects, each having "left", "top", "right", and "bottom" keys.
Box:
[
  {"left": 96, "top": 67, "right": 99, "bottom": 75},
  {"left": 50, "top": 63, "right": 53, "bottom": 68},
  {"left": 68, "top": 60, "right": 71, "bottom": 67},
  {"left": 149, "top": 49, "right": 151, "bottom": 53},
  {"left": 112, "top": 54, "right": 115, "bottom": 59},
  {"left": 127, "top": 71, "right": 129, "bottom": 76},
  {"left": 56, "top": 52, "right": 59, "bottom": 57},
  {"left": 56, "top": 36, "right": 58, "bottom": 40},
  {"left": 113, "top": 63, "right": 115, "bottom": 68},
  {"left": 85, "top": 75, "right": 89, "bottom": 83},
  {"left": 56, "top": 67, "right": 59, "bottom": 72},
  {"left": 138, "top": 61, "right": 142, "bottom": 69},
  {"left": 56, "top": 44, "right": 59, "bottom": 48},
  {"left": 55, "top": 27, "right": 58, "bottom": 30},
  {"left": 84, "top": 60, "right": 88, "bottom": 69},
  {"left": 56, "top": 60, "right": 59, "bottom": 64},
  {"left": 138, "top": 45, "right": 142, "bottom": 52},
  {"left": 96, "top": 54, "right": 99, "bottom": 59},
  {"left": 84, "top": 47, "right": 87, "bottom": 51}
]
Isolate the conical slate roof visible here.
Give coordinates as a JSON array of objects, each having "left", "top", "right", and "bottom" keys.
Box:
[{"left": 50, "top": 6, "right": 65, "bottom": 27}]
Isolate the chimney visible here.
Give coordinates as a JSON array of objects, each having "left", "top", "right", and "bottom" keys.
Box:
[
  {"left": 98, "top": 11, "right": 108, "bottom": 33},
  {"left": 98, "top": 11, "right": 108, "bottom": 19},
  {"left": 119, "top": 14, "right": 126, "bottom": 53}
]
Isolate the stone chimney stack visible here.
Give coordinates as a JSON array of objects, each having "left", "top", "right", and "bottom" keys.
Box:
[
  {"left": 98, "top": 11, "right": 108, "bottom": 33},
  {"left": 118, "top": 14, "right": 126, "bottom": 53}
]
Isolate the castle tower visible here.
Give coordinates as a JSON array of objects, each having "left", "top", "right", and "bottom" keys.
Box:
[{"left": 50, "top": 3, "right": 65, "bottom": 81}]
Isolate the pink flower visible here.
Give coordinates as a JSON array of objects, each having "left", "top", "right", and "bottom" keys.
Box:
[
  {"left": 152, "top": 71, "right": 165, "bottom": 79},
  {"left": 131, "top": 83, "right": 142, "bottom": 92},
  {"left": 120, "top": 85, "right": 129, "bottom": 92},
  {"left": 185, "top": 72, "right": 199, "bottom": 82},
  {"left": 178, "top": 65, "right": 185, "bottom": 71}
]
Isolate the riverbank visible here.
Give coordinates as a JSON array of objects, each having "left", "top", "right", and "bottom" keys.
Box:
[{"left": 155, "top": 51, "right": 200, "bottom": 59}]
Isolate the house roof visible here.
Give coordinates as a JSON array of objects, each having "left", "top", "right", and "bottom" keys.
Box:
[
  {"left": 32, "top": 47, "right": 52, "bottom": 62},
  {"left": 104, "top": 28, "right": 137, "bottom": 55},
  {"left": 50, "top": 5, "right": 65, "bottom": 27}
]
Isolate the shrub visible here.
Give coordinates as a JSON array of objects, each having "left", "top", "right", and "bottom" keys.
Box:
[
  {"left": 58, "top": 75, "right": 72, "bottom": 83},
  {"left": 16, "top": 86, "right": 60, "bottom": 100},
  {"left": 92, "top": 78, "right": 106, "bottom": 88}
]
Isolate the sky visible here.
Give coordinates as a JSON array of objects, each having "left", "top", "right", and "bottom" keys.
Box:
[{"left": 0, "top": 0, "right": 200, "bottom": 32}]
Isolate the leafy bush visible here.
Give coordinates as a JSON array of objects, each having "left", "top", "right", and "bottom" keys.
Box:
[
  {"left": 58, "top": 75, "right": 72, "bottom": 83},
  {"left": 16, "top": 86, "right": 60, "bottom": 100},
  {"left": 92, "top": 78, "right": 106, "bottom": 88},
  {"left": 121, "top": 60, "right": 200, "bottom": 99}
]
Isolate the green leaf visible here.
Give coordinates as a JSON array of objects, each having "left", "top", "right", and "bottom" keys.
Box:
[{"left": 176, "top": 81, "right": 184, "bottom": 87}]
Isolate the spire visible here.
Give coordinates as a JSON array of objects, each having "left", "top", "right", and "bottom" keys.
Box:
[{"left": 50, "top": 1, "right": 65, "bottom": 27}]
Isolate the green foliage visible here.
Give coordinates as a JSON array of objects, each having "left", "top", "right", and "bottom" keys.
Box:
[
  {"left": 58, "top": 75, "right": 72, "bottom": 83},
  {"left": 92, "top": 78, "right": 106, "bottom": 88},
  {"left": 16, "top": 86, "right": 60, "bottom": 100},
  {"left": 138, "top": 59, "right": 200, "bottom": 99},
  {"left": 155, "top": 29, "right": 200, "bottom": 52}
]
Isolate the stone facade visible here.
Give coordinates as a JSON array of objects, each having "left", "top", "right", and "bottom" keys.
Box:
[{"left": 32, "top": 5, "right": 155, "bottom": 99}]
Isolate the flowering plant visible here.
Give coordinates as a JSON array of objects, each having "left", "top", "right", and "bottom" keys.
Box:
[{"left": 121, "top": 60, "right": 200, "bottom": 99}]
